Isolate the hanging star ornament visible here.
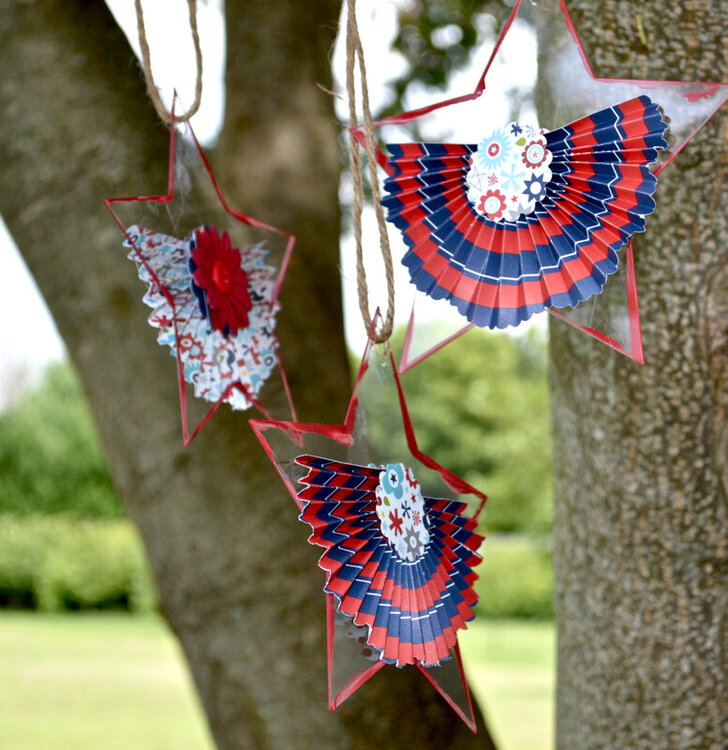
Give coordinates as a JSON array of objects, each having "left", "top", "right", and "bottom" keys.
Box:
[
  {"left": 250, "top": 320, "right": 487, "bottom": 732},
  {"left": 105, "top": 98, "right": 296, "bottom": 445},
  {"left": 353, "top": 0, "right": 728, "bottom": 368}
]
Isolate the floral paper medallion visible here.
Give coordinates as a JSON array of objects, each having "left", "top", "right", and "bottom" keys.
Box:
[
  {"left": 467, "top": 121, "right": 553, "bottom": 222},
  {"left": 374, "top": 462, "right": 431, "bottom": 562}
]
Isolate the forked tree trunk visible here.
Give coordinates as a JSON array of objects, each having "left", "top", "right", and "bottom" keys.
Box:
[
  {"left": 549, "top": 1, "right": 728, "bottom": 747},
  {"left": 0, "top": 1, "right": 493, "bottom": 747}
]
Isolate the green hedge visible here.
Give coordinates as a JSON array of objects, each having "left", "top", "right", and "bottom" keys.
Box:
[
  {"left": 0, "top": 515, "right": 155, "bottom": 612},
  {"left": 474, "top": 535, "right": 553, "bottom": 619}
]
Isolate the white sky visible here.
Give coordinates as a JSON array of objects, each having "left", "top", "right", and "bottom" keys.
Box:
[
  {"left": 0, "top": 0, "right": 539, "bottom": 406},
  {"left": 0, "top": 216, "right": 65, "bottom": 395}
]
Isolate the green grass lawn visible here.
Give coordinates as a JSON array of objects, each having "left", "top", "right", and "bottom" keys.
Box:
[
  {"left": 0, "top": 613, "right": 553, "bottom": 749},
  {"left": 0, "top": 614, "right": 214, "bottom": 750},
  {"left": 460, "top": 620, "right": 555, "bottom": 750}
]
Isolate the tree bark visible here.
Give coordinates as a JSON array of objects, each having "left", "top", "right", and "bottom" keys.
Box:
[
  {"left": 0, "top": 1, "right": 493, "bottom": 747},
  {"left": 549, "top": 2, "right": 728, "bottom": 748}
]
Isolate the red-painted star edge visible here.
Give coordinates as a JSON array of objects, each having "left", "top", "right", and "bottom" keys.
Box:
[
  {"left": 250, "top": 316, "right": 487, "bottom": 732},
  {"left": 105, "top": 96, "right": 297, "bottom": 445},
  {"left": 352, "top": 0, "right": 728, "bottom": 369}
]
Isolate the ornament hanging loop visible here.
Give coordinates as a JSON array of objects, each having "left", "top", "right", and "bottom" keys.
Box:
[
  {"left": 134, "top": 0, "right": 203, "bottom": 124},
  {"left": 346, "top": 0, "right": 395, "bottom": 345}
]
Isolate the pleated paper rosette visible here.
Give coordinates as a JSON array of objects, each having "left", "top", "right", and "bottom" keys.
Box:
[
  {"left": 105, "top": 96, "right": 296, "bottom": 444},
  {"left": 382, "top": 96, "right": 667, "bottom": 330},
  {"left": 251, "top": 319, "right": 486, "bottom": 730},
  {"left": 124, "top": 224, "right": 280, "bottom": 411},
  {"left": 296, "top": 455, "right": 483, "bottom": 668},
  {"left": 352, "top": 0, "right": 728, "bottom": 364}
]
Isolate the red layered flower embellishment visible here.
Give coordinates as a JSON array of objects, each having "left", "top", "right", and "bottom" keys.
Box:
[{"left": 188, "top": 225, "right": 253, "bottom": 337}]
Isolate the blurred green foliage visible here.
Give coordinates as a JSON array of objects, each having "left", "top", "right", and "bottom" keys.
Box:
[
  {"left": 0, "top": 363, "right": 150, "bottom": 612},
  {"left": 0, "top": 515, "right": 155, "bottom": 612},
  {"left": 361, "top": 324, "right": 553, "bottom": 534},
  {"left": 474, "top": 535, "right": 553, "bottom": 619},
  {"left": 0, "top": 361, "right": 121, "bottom": 518}
]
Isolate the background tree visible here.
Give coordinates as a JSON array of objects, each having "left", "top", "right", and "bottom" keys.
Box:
[
  {"left": 547, "top": 2, "right": 728, "bottom": 747},
  {"left": 0, "top": 1, "right": 495, "bottom": 748}
]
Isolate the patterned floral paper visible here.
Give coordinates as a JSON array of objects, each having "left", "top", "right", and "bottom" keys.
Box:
[
  {"left": 467, "top": 121, "right": 552, "bottom": 222},
  {"left": 374, "top": 462, "right": 431, "bottom": 562},
  {"left": 124, "top": 224, "right": 279, "bottom": 410}
]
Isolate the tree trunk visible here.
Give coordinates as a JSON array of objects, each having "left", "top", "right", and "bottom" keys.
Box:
[
  {"left": 549, "top": 1, "right": 728, "bottom": 747},
  {"left": 0, "top": 1, "right": 493, "bottom": 747}
]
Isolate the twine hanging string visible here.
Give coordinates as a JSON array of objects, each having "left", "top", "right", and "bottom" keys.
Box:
[
  {"left": 346, "top": 0, "right": 395, "bottom": 344},
  {"left": 134, "top": 0, "right": 203, "bottom": 123}
]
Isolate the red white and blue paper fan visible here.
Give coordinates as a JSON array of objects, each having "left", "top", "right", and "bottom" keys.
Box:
[
  {"left": 296, "top": 455, "right": 483, "bottom": 668},
  {"left": 251, "top": 322, "right": 486, "bottom": 727},
  {"left": 381, "top": 96, "right": 668, "bottom": 329},
  {"left": 124, "top": 223, "right": 279, "bottom": 410}
]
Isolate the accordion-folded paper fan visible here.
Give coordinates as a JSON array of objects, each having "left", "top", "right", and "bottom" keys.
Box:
[
  {"left": 251, "top": 318, "right": 486, "bottom": 731},
  {"left": 353, "top": 0, "right": 728, "bottom": 364},
  {"left": 105, "top": 97, "right": 296, "bottom": 444},
  {"left": 296, "top": 455, "right": 483, "bottom": 668},
  {"left": 382, "top": 96, "right": 667, "bottom": 330}
]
